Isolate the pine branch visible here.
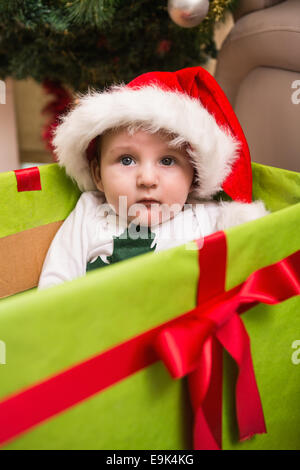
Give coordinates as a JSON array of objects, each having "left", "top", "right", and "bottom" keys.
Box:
[
  {"left": 0, "top": 0, "right": 239, "bottom": 90},
  {"left": 65, "top": 0, "right": 120, "bottom": 28}
]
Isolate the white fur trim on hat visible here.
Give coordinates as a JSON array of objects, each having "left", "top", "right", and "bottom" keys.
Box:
[{"left": 53, "top": 84, "right": 240, "bottom": 199}]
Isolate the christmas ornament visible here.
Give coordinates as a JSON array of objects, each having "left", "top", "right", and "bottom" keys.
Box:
[
  {"left": 157, "top": 39, "right": 172, "bottom": 56},
  {"left": 41, "top": 80, "right": 73, "bottom": 161},
  {"left": 168, "top": 0, "right": 210, "bottom": 28}
]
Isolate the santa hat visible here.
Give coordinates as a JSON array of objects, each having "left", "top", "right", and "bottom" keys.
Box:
[{"left": 53, "top": 66, "right": 253, "bottom": 202}]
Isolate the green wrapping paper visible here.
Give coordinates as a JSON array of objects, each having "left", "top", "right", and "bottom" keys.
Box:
[
  {"left": 0, "top": 164, "right": 80, "bottom": 239},
  {"left": 0, "top": 162, "right": 299, "bottom": 449}
]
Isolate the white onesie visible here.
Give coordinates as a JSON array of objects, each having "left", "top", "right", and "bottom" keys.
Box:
[{"left": 38, "top": 191, "right": 267, "bottom": 290}]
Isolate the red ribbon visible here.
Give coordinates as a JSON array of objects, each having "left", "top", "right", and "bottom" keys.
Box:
[
  {"left": 156, "top": 238, "right": 300, "bottom": 449},
  {"left": 0, "top": 232, "right": 299, "bottom": 448},
  {"left": 14, "top": 167, "right": 42, "bottom": 192}
]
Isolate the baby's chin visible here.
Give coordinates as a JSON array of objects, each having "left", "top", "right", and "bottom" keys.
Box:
[{"left": 128, "top": 203, "right": 182, "bottom": 228}]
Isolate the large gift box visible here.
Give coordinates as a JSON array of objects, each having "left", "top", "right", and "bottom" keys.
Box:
[{"left": 0, "top": 162, "right": 299, "bottom": 450}]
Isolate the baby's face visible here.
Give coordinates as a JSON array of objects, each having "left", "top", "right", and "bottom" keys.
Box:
[{"left": 90, "top": 128, "right": 194, "bottom": 226}]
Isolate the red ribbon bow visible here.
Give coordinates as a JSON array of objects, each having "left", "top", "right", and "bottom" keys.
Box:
[
  {"left": 0, "top": 232, "right": 299, "bottom": 449},
  {"left": 156, "top": 237, "right": 300, "bottom": 449}
]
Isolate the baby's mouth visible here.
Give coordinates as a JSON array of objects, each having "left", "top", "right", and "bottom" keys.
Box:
[{"left": 136, "top": 199, "right": 160, "bottom": 206}]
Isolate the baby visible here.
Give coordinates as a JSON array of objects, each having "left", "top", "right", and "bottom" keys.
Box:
[{"left": 38, "top": 66, "right": 268, "bottom": 290}]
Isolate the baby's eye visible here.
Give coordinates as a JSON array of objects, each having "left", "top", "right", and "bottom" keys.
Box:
[
  {"left": 120, "top": 155, "right": 134, "bottom": 166},
  {"left": 161, "top": 156, "right": 175, "bottom": 166}
]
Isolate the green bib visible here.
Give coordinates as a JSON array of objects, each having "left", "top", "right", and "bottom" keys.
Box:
[{"left": 86, "top": 225, "right": 157, "bottom": 272}]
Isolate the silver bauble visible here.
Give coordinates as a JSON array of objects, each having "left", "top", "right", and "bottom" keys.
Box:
[{"left": 168, "top": 0, "right": 210, "bottom": 28}]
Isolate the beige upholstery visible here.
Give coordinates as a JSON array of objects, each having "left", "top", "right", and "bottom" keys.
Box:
[
  {"left": 215, "top": 0, "right": 300, "bottom": 172},
  {"left": 233, "top": 0, "right": 284, "bottom": 21},
  {"left": 0, "top": 79, "right": 20, "bottom": 172}
]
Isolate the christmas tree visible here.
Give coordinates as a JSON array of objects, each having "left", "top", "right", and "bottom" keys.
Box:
[
  {"left": 0, "top": 0, "right": 238, "bottom": 155},
  {"left": 0, "top": 0, "right": 238, "bottom": 91}
]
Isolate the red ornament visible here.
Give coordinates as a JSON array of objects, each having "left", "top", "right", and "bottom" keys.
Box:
[
  {"left": 97, "top": 35, "right": 108, "bottom": 48},
  {"left": 41, "top": 80, "right": 73, "bottom": 161},
  {"left": 157, "top": 40, "right": 172, "bottom": 55}
]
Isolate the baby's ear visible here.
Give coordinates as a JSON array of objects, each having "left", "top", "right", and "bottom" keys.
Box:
[
  {"left": 90, "top": 158, "right": 104, "bottom": 192},
  {"left": 188, "top": 178, "right": 197, "bottom": 193},
  {"left": 188, "top": 167, "right": 198, "bottom": 193}
]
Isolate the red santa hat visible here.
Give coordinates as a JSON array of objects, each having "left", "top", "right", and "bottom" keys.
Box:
[{"left": 53, "top": 66, "right": 253, "bottom": 202}]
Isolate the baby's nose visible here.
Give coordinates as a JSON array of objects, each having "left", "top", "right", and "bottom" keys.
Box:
[{"left": 137, "top": 165, "right": 158, "bottom": 187}]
